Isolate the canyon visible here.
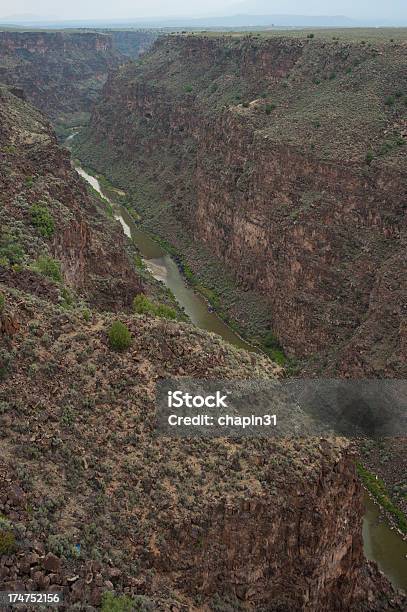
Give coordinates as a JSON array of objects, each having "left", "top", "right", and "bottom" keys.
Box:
[
  {"left": 0, "top": 29, "right": 157, "bottom": 130},
  {"left": 76, "top": 32, "right": 407, "bottom": 376},
  {"left": 2, "top": 86, "right": 402, "bottom": 611},
  {"left": 0, "top": 27, "right": 406, "bottom": 609}
]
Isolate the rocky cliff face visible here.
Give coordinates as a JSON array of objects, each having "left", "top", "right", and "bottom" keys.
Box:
[
  {"left": 0, "top": 30, "right": 156, "bottom": 123},
  {"left": 0, "top": 85, "right": 142, "bottom": 310},
  {"left": 77, "top": 33, "right": 407, "bottom": 375}
]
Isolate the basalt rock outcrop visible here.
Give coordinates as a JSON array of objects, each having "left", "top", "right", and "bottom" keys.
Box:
[{"left": 77, "top": 33, "right": 407, "bottom": 375}]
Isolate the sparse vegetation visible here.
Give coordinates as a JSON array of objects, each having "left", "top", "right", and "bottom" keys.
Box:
[
  {"left": 357, "top": 464, "right": 407, "bottom": 535},
  {"left": 365, "top": 151, "right": 374, "bottom": 165},
  {"left": 0, "top": 517, "right": 16, "bottom": 554},
  {"left": 33, "top": 255, "right": 62, "bottom": 282},
  {"left": 0, "top": 229, "right": 24, "bottom": 266},
  {"left": 108, "top": 320, "right": 132, "bottom": 351},
  {"left": 30, "top": 203, "right": 55, "bottom": 238},
  {"left": 133, "top": 293, "right": 176, "bottom": 320},
  {"left": 265, "top": 103, "right": 276, "bottom": 115},
  {"left": 0, "top": 292, "right": 5, "bottom": 314}
]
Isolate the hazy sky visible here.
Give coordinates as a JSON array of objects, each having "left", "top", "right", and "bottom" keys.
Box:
[{"left": 1, "top": 0, "right": 406, "bottom": 21}]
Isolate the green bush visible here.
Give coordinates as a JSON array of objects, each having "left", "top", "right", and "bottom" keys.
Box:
[
  {"left": 101, "top": 592, "right": 152, "bottom": 612},
  {"left": 30, "top": 204, "right": 55, "bottom": 238},
  {"left": 263, "top": 331, "right": 287, "bottom": 366},
  {"left": 385, "top": 96, "right": 395, "bottom": 106},
  {"left": 101, "top": 593, "right": 132, "bottom": 612},
  {"left": 307, "top": 33, "right": 315, "bottom": 39},
  {"left": 0, "top": 293, "right": 5, "bottom": 314},
  {"left": 0, "top": 230, "right": 24, "bottom": 266},
  {"left": 82, "top": 308, "right": 91, "bottom": 322},
  {"left": 0, "top": 527, "right": 16, "bottom": 554},
  {"left": 34, "top": 255, "right": 62, "bottom": 282},
  {"left": 155, "top": 303, "right": 177, "bottom": 320},
  {"left": 61, "top": 286, "right": 74, "bottom": 309},
  {"left": 133, "top": 294, "right": 176, "bottom": 320},
  {"left": 265, "top": 103, "right": 276, "bottom": 115},
  {"left": 133, "top": 293, "right": 155, "bottom": 315},
  {"left": 108, "top": 321, "right": 132, "bottom": 351}
]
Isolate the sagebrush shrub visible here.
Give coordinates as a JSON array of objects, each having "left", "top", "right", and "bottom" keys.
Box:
[
  {"left": 133, "top": 294, "right": 176, "bottom": 320},
  {"left": 30, "top": 204, "right": 55, "bottom": 238},
  {"left": 34, "top": 255, "right": 62, "bottom": 282},
  {"left": 108, "top": 321, "right": 132, "bottom": 351}
]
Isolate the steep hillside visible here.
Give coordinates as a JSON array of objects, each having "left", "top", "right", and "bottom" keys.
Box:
[
  {"left": 0, "top": 31, "right": 120, "bottom": 124},
  {"left": 0, "top": 84, "right": 148, "bottom": 311},
  {"left": 76, "top": 32, "right": 407, "bottom": 375},
  {"left": 1, "top": 289, "right": 404, "bottom": 610}
]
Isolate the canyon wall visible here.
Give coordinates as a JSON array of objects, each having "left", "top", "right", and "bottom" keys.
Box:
[
  {"left": 77, "top": 33, "right": 407, "bottom": 374},
  {"left": 0, "top": 30, "right": 156, "bottom": 121},
  {"left": 109, "top": 30, "right": 159, "bottom": 58},
  {"left": 0, "top": 84, "right": 142, "bottom": 310}
]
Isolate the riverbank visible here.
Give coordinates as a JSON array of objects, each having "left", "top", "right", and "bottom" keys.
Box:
[{"left": 363, "top": 494, "right": 407, "bottom": 592}]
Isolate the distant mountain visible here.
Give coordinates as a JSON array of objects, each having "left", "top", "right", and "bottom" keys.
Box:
[{"left": 0, "top": 14, "right": 360, "bottom": 29}]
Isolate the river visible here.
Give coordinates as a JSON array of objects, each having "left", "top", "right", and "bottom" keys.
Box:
[
  {"left": 74, "top": 162, "right": 406, "bottom": 594},
  {"left": 75, "top": 165, "right": 255, "bottom": 352}
]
